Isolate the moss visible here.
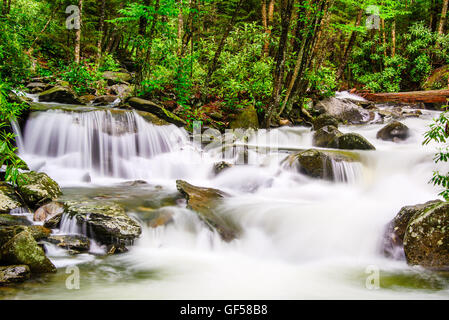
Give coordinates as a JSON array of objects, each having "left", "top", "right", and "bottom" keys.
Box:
[
  {"left": 229, "top": 105, "right": 259, "bottom": 130},
  {"left": 17, "top": 171, "right": 62, "bottom": 208},
  {"left": 128, "top": 97, "right": 187, "bottom": 127},
  {"left": 1, "top": 230, "right": 56, "bottom": 273},
  {"left": 0, "top": 214, "right": 32, "bottom": 227},
  {"left": 329, "top": 133, "right": 376, "bottom": 151}
]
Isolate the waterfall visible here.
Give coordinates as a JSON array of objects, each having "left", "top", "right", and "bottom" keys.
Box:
[
  {"left": 22, "top": 110, "right": 188, "bottom": 179},
  {"left": 331, "top": 160, "right": 363, "bottom": 183}
]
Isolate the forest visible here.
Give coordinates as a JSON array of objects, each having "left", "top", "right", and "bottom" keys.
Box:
[{"left": 1, "top": 0, "right": 449, "bottom": 300}]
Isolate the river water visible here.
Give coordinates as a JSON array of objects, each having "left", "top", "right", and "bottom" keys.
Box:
[{"left": 2, "top": 96, "right": 449, "bottom": 299}]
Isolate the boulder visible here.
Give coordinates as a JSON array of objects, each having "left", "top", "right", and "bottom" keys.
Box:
[
  {"left": 176, "top": 180, "right": 239, "bottom": 242},
  {"left": 34, "top": 201, "right": 64, "bottom": 222},
  {"left": 313, "top": 114, "right": 339, "bottom": 131},
  {"left": 213, "top": 161, "right": 233, "bottom": 175},
  {"left": 403, "top": 201, "right": 449, "bottom": 269},
  {"left": 1, "top": 230, "right": 56, "bottom": 273},
  {"left": 312, "top": 125, "right": 342, "bottom": 148},
  {"left": 0, "top": 265, "right": 30, "bottom": 285},
  {"left": 102, "top": 71, "right": 132, "bottom": 85},
  {"left": 382, "top": 200, "right": 442, "bottom": 259},
  {"left": 282, "top": 149, "right": 360, "bottom": 180},
  {"left": 43, "top": 213, "right": 63, "bottom": 229},
  {"left": 45, "top": 235, "right": 90, "bottom": 254},
  {"left": 63, "top": 200, "right": 141, "bottom": 245},
  {"left": 314, "top": 97, "right": 371, "bottom": 124},
  {"left": 17, "top": 171, "right": 62, "bottom": 208},
  {"left": 79, "top": 94, "right": 97, "bottom": 104},
  {"left": 109, "top": 84, "right": 132, "bottom": 100},
  {"left": 0, "top": 182, "right": 24, "bottom": 214},
  {"left": 376, "top": 121, "right": 410, "bottom": 142},
  {"left": 0, "top": 214, "right": 32, "bottom": 227},
  {"left": 229, "top": 105, "right": 259, "bottom": 130},
  {"left": 92, "top": 95, "right": 118, "bottom": 106},
  {"left": 38, "top": 86, "right": 81, "bottom": 105},
  {"left": 128, "top": 97, "right": 187, "bottom": 127},
  {"left": 328, "top": 133, "right": 376, "bottom": 150},
  {"left": 0, "top": 225, "right": 51, "bottom": 247}
]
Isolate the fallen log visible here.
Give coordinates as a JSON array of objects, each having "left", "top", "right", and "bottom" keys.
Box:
[{"left": 360, "top": 89, "right": 449, "bottom": 104}]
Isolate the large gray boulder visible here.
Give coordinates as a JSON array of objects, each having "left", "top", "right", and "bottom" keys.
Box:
[
  {"left": 62, "top": 200, "right": 141, "bottom": 245},
  {"left": 282, "top": 149, "right": 360, "bottom": 181},
  {"left": 17, "top": 171, "right": 62, "bottom": 208},
  {"left": 313, "top": 114, "right": 339, "bottom": 131},
  {"left": 328, "top": 133, "right": 376, "bottom": 150},
  {"left": 38, "top": 86, "right": 81, "bottom": 104},
  {"left": 314, "top": 97, "right": 371, "bottom": 124},
  {"left": 376, "top": 121, "right": 410, "bottom": 142},
  {"left": 312, "top": 125, "right": 342, "bottom": 148}
]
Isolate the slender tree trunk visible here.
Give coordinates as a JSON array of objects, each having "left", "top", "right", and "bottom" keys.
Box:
[
  {"left": 28, "top": 3, "right": 61, "bottom": 53},
  {"left": 264, "top": 0, "right": 295, "bottom": 127},
  {"left": 96, "top": 0, "right": 106, "bottom": 61},
  {"left": 438, "top": 0, "right": 449, "bottom": 35},
  {"left": 381, "top": 18, "right": 387, "bottom": 57},
  {"left": 204, "top": 0, "right": 244, "bottom": 88},
  {"left": 262, "top": 0, "right": 274, "bottom": 57},
  {"left": 74, "top": 0, "right": 83, "bottom": 64},
  {"left": 178, "top": 0, "right": 184, "bottom": 55},
  {"left": 336, "top": 8, "right": 363, "bottom": 81},
  {"left": 391, "top": 20, "right": 396, "bottom": 57}
]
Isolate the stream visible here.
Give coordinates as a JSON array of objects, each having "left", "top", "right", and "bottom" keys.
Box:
[{"left": 2, "top": 94, "right": 449, "bottom": 299}]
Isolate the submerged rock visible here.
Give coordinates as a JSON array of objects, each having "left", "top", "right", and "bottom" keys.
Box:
[
  {"left": 314, "top": 97, "right": 371, "bottom": 124},
  {"left": 213, "top": 161, "right": 233, "bottom": 175},
  {"left": 0, "top": 182, "right": 24, "bottom": 214},
  {"left": 0, "top": 214, "right": 32, "bottom": 227},
  {"left": 283, "top": 149, "right": 360, "bottom": 180},
  {"left": 45, "top": 235, "right": 90, "bottom": 254},
  {"left": 34, "top": 201, "right": 64, "bottom": 222},
  {"left": 313, "top": 114, "right": 339, "bottom": 131},
  {"left": 17, "top": 171, "right": 62, "bottom": 208},
  {"left": 1, "top": 230, "right": 56, "bottom": 273},
  {"left": 92, "top": 95, "right": 118, "bottom": 106},
  {"left": 128, "top": 97, "right": 187, "bottom": 127},
  {"left": 0, "top": 265, "right": 30, "bottom": 285},
  {"left": 376, "top": 121, "right": 410, "bottom": 142},
  {"left": 38, "top": 86, "right": 81, "bottom": 105},
  {"left": 403, "top": 201, "right": 449, "bottom": 269},
  {"left": 383, "top": 200, "right": 442, "bottom": 259},
  {"left": 328, "top": 133, "right": 376, "bottom": 150},
  {"left": 312, "top": 125, "right": 342, "bottom": 148},
  {"left": 141, "top": 208, "right": 174, "bottom": 228},
  {"left": 176, "top": 180, "right": 239, "bottom": 242},
  {"left": 63, "top": 200, "right": 142, "bottom": 245},
  {"left": 229, "top": 105, "right": 259, "bottom": 130}
]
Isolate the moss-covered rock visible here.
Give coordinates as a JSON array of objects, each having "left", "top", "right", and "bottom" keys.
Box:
[
  {"left": 423, "top": 65, "right": 449, "bottom": 90},
  {"left": 17, "top": 171, "right": 62, "bottom": 208},
  {"left": 329, "top": 133, "right": 376, "bottom": 150},
  {"left": 213, "top": 161, "right": 233, "bottom": 176},
  {"left": 38, "top": 86, "right": 81, "bottom": 105},
  {"left": 382, "top": 200, "right": 442, "bottom": 259},
  {"left": 45, "top": 235, "right": 90, "bottom": 254},
  {"left": 282, "top": 149, "right": 360, "bottom": 180},
  {"left": 128, "top": 97, "right": 187, "bottom": 127},
  {"left": 176, "top": 180, "right": 239, "bottom": 242},
  {"left": 229, "top": 105, "right": 259, "bottom": 130},
  {"left": 43, "top": 213, "right": 63, "bottom": 229},
  {"left": 376, "top": 121, "right": 410, "bottom": 142},
  {"left": 0, "top": 265, "right": 30, "bottom": 285},
  {"left": 0, "top": 225, "right": 51, "bottom": 247},
  {"left": 0, "top": 182, "right": 24, "bottom": 214},
  {"left": 312, "top": 125, "right": 343, "bottom": 148},
  {"left": 0, "top": 214, "right": 32, "bottom": 227},
  {"left": 102, "top": 71, "right": 132, "bottom": 85},
  {"left": 313, "top": 114, "right": 339, "bottom": 131},
  {"left": 1, "top": 230, "right": 56, "bottom": 273},
  {"left": 63, "top": 200, "right": 141, "bottom": 245},
  {"left": 403, "top": 201, "right": 449, "bottom": 269}
]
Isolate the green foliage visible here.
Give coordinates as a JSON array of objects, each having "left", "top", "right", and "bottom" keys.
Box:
[
  {"left": 60, "top": 63, "right": 101, "bottom": 96},
  {"left": 306, "top": 66, "right": 337, "bottom": 99},
  {"left": 424, "top": 110, "right": 449, "bottom": 200},
  {"left": 99, "top": 54, "right": 121, "bottom": 72},
  {"left": 0, "top": 82, "right": 28, "bottom": 186}
]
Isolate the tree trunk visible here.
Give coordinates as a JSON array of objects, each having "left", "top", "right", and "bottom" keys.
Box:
[
  {"left": 391, "top": 20, "right": 396, "bottom": 57},
  {"left": 28, "top": 3, "right": 61, "bottom": 53},
  {"left": 96, "top": 0, "right": 106, "bottom": 61},
  {"left": 262, "top": 0, "right": 274, "bottom": 57},
  {"left": 264, "top": 0, "right": 295, "bottom": 127},
  {"left": 204, "top": 0, "right": 244, "bottom": 88},
  {"left": 74, "top": 0, "right": 83, "bottom": 64},
  {"left": 178, "top": 0, "right": 184, "bottom": 55},
  {"left": 438, "top": 0, "right": 449, "bottom": 35},
  {"left": 336, "top": 8, "right": 363, "bottom": 81}
]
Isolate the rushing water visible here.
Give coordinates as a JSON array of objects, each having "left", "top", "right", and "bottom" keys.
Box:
[{"left": 3, "top": 99, "right": 449, "bottom": 300}]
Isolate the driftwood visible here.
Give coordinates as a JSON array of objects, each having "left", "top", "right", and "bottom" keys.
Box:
[{"left": 359, "top": 90, "right": 449, "bottom": 104}]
